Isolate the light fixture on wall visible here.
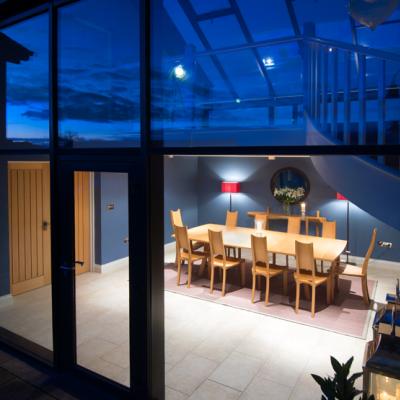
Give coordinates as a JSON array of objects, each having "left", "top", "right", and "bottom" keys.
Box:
[
  {"left": 221, "top": 181, "right": 240, "bottom": 212},
  {"left": 337, "top": 192, "right": 352, "bottom": 264}
]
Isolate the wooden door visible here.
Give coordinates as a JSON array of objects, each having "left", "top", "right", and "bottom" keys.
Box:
[
  {"left": 74, "top": 172, "right": 92, "bottom": 275},
  {"left": 8, "top": 162, "right": 51, "bottom": 296}
]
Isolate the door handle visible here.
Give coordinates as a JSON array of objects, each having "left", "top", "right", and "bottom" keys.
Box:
[
  {"left": 75, "top": 260, "right": 84, "bottom": 266},
  {"left": 42, "top": 221, "right": 50, "bottom": 230}
]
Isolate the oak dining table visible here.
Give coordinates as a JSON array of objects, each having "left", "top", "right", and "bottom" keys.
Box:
[{"left": 185, "top": 223, "right": 347, "bottom": 301}]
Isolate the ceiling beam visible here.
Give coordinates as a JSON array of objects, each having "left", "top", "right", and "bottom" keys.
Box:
[{"left": 177, "top": 0, "right": 239, "bottom": 100}]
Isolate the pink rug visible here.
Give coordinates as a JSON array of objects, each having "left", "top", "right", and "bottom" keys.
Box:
[{"left": 164, "top": 262, "right": 376, "bottom": 338}]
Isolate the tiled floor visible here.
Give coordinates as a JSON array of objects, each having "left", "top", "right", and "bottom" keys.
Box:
[{"left": 0, "top": 245, "right": 398, "bottom": 399}]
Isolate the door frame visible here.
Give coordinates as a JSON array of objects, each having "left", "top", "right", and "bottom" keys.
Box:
[{"left": 51, "top": 154, "right": 164, "bottom": 399}]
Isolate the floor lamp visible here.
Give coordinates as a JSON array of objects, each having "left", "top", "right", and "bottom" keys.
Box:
[
  {"left": 337, "top": 193, "right": 352, "bottom": 264},
  {"left": 221, "top": 182, "right": 240, "bottom": 211}
]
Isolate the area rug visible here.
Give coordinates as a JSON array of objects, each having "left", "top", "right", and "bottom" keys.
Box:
[{"left": 164, "top": 261, "right": 377, "bottom": 339}]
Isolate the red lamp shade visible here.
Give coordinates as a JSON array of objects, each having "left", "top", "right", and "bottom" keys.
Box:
[
  {"left": 221, "top": 181, "right": 240, "bottom": 193},
  {"left": 336, "top": 193, "right": 348, "bottom": 201}
]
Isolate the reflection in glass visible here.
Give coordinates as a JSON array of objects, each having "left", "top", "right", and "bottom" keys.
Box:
[
  {"left": 1, "top": 14, "right": 49, "bottom": 148},
  {"left": 151, "top": 0, "right": 305, "bottom": 147},
  {"left": 58, "top": 0, "right": 140, "bottom": 147}
]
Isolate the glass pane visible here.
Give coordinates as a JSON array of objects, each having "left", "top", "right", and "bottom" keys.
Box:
[
  {"left": 58, "top": 0, "right": 140, "bottom": 148},
  {"left": 0, "top": 155, "right": 53, "bottom": 352},
  {"left": 1, "top": 14, "right": 49, "bottom": 148},
  {"left": 237, "top": 0, "right": 294, "bottom": 40},
  {"left": 151, "top": 2, "right": 304, "bottom": 147},
  {"left": 294, "top": 0, "right": 352, "bottom": 42},
  {"left": 75, "top": 171, "right": 130, "bottom": 387}
]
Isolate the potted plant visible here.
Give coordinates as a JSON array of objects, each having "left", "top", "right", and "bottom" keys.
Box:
[
  {"left": 312, "top": 356, "right": 375, "bottom": 400},
  {"left": 273, "top": 186, "right": 305, "bottom": 215}
]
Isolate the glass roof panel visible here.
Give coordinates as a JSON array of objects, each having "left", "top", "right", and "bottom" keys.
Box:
[
  {"left": 189, "top": 0, "right": 230, "bottom": 15},
  {"left": 199, "top": 15, "right": 247, "bottom": 48},
  {"left": 236, "top": 0, "right": 294, "bottom": 40},
  {"left": 163, "top": 0, "right": 205, "bottom": 51},
  {"left": 258, "top": 42, "right": 303, "bottom": 95},
  {"left": 216, "top": 49, "right": 270, "bottom": 99},
  {"left": 294, "top": 0, "right": 352, "bottom": 41}
]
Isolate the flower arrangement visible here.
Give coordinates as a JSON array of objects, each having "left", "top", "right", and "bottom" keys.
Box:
[{"left": 273, "top": 186, "right": 305, "bottom": 205}]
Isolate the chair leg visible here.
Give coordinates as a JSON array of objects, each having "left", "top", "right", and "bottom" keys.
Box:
[
  {"left": 210, "top": 266, "right": 215, "bottom": 294},
  {"left": 273, "top": 253, "right": 276, "bottom": 265},
  {"left": 222, "top": 268, "right": 227, "bottom": 297},
  {"left": 256, "top": 275, "right": 261, "bottom": 290},
  {"left": 295, "top": 281, "right": 300, "bottom": 313},
  {"left": 311, "top": 285, "right": 316, "bottom": 318},
  {"left": 265, "top": 276, "right": 270, "bottom": 305},
  {"left": 282, "top": 270, "right": 288, "bottom": 296},
  {"left": 251, "top": 273, "right": 256, "bottom": 303},
  {"left": 240, "top": 262, "right": 246, "bottom": 287},
  {"left": 286, "top": 255, "right": 289, "bottom": 267},
  {"left": 176, "top": 258, "right": 182, "bottom": 286},
  {"left": 198, "top": 257, "right": 206, "bottom": 277},
  {"left": 187, "top": 260, "right": 192, "bottom": 288},
  {"left": 362, "top": 276, "right": 370, "bottom": 305},
  {"left": 326, "top": 279, "right": 331, "bottom": 305}
]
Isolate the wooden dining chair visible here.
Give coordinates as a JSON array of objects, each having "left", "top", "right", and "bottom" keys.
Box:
[
  {"left": 174, "top": 225, "right": 207, "bottom": 288},
  {"left": 254, "top": 213, "right": 269, "bottom": 230},
  {"left": 208, "top": 229, "right": 244, "bottom": 297},
  {"left": 336, "top": 228, "right": 377, "bottom": 305},
  {"left": 319, "top": 220, "right": 337, "bottom": 270},
  {"left": 285, "top": 216, "right": 302, "bottom": 267},
  {"left": 251, "top": 235, "right": 288, "bottom": 305},
  {"left": 322, "top": 220, "right": 336, "bottom": 239},
  {"left": 294, "top": 240, "right": 331, "bottom": 317},
  {"left": 170, "top": 209, "right": 203, "bottom": 261},
  {"left": 225, "top": 210, "right": 239, "bottom": 257}
]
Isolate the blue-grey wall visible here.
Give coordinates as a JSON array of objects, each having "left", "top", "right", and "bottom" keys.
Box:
[
  {"left": 164, "top": 156, "right": 199, "bottom": 241},
  {"left": 164, "top": 156, "right": 399, "bottom": 262},
  {"left": 94, "top": 172, "right": 129, "bottom": 265}
]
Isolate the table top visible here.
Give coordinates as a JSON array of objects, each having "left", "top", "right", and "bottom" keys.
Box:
[{"left": 187, "top": 224, "right": 346, "bottom": 263}]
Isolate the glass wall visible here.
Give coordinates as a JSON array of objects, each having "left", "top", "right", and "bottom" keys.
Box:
[
  {"left": 0, "top": 155, "right": 53, "bottom": 352},
  {"left": 58, "top": 0, "right": 140, "bottom": 148},
  {"left": 1, "top": 14, "right": 49, "bottom": 148}
]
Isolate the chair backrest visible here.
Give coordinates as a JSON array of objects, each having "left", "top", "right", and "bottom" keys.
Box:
[
  {"left": 287, "top": 216, "right": 301, "bottom": 234},
  {"left": 322, "top": 220, "right": 336, "bottom": 239},
  {"left": 208, "top": 229, "right": 226, "bottom": 263},
  {"left": 251, "top": 235, "right": 269, "bottom": 272},
  {"left": 174, "top": 225, "right": 190, "bottom": 253},
  {"left": 362, "top": 228, "right": 377, "bottom": 274},
  {"left": 225, "top": 210, "right": 238, "bottom": 228},
  {"left": 254, "top": 213, "right": 268, "bottom": 230},
  {"left": 170, "top": 209, "right": 183, "bottom": 229},
  {"left": 295, "top": 240, "right": 315, "bottom": 277}
]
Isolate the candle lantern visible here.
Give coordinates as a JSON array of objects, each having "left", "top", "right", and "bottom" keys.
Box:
[
  {"left": 363, "top": 335, "right": 400, "bottom": 399},
  {"left": 300, "top": 202, "right": 306, "bottom": 217}
]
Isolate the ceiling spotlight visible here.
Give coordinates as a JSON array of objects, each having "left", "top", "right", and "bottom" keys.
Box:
[
  {"left": 262, "top": 57, "right": 275, "bottom": 67},
  {"left": 235, "top": 98, "right": 241, "bottom": 104},
  {"left": 328, "top": 47, "right": 333, "bottom": 52},
  {"left": 173, "top": 64, "right": 186, "bottom": 79}
]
